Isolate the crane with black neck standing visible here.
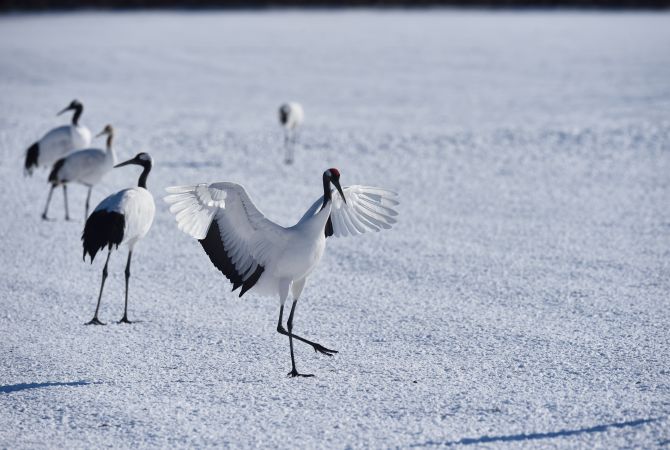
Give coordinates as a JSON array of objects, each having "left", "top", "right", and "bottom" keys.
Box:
[{"left": 82, "top": 153, "right": 155, "bottom": 325}]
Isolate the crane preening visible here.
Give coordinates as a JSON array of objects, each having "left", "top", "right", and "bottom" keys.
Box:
[
  {"left": 82, "top": 153, "right": 155, "bottom": 325},
  {"left": 165, "top": 168, "right": 398, "bottom": 377},
  {"left": 278, "top": 102, "right": 304, "bottom": 164},
  {"left": 24, "top": 100, "right": 92, "bottom": 176},
  {"left": 43, "top": 125, "right": 118, "bottom": 221}
]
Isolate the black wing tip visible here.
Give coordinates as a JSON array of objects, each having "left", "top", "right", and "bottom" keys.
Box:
[
  {"left": 24, "top": 142, "right": 39, "bottom": 176},
  {"left": 239, "top": 266, "right": 264, "bottom": 297},
  {"left": 199, "top": 219, "right": 264, "bottom": 298}
]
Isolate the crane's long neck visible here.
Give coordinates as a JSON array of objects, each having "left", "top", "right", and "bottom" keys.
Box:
[
  {"left": 321, "top": 174, "right": 332, "bottom": 210},
  {"left": 138, "top": 164, "right": 151, "bottom": 189},
  {"left": 72, "top": 104, "right": 83, "bottom": 126},
  {"left": 106, "top": 133, "right": 117, "bottom": 164}
]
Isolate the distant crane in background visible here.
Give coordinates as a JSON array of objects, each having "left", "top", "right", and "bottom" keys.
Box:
[
  {"left": 82, "top": 153, "right": 155, "bottom": 325},
  {"left": 164, "top": 168, "right": 398, "bottom": 377},
  {"left": 24, "top": 100, "right": 92, "bottom": 176},
  {"left": 278, "top": 102, "right": 304, "bottom": 164},
  {"left": 43, "top": 124, "right": 118, "bottom": 221}
]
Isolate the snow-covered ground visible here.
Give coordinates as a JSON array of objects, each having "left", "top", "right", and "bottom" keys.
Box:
[{"left": 1, "top": 10, "right": 669, "bottom": 449}]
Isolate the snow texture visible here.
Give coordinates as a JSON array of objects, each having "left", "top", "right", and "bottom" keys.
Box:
[{"left": 1, "top": 9, "right": 669, "bottom": 449}]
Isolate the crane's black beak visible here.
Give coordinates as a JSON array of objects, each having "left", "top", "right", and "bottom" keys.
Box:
[
  {"left": 95, "top": 129, "right": 106, "bottom": 138},
  {"left": 114, "top": 158, "right": 137, "bottom": 168},
  {"left": 57, "top": 105, "right": 72, "bottom": 116},
  {"left": 333, "top": 179, "right": 346, "bottom": 204}
]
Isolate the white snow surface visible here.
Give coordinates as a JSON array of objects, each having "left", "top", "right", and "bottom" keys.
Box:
[{"left": 1, "top": 10, "right": 669, "bottom": 449}]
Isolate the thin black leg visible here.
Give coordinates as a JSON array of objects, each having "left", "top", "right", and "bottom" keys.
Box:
[
  {"left": 284, "top": 131, "right": 293, "bottom": 165},
  {"left": 85, "top": 186, "right": 92, "bottom": 219},
  {"left": 86, "top": 249, "right": 111, "bottom": 325},
  {"left": 41, "top": 185, "right": 55, "bottom": 220},
  {"left": 119, "top": 251, "right": 133, "bottom": 324},
  {"left": 276, "top": 304, "right": 338, "bottom": 357},
  {"left": 62, "top": 185, "right": 70, "bottom": 221},
  {"left": 286, "top": 299, "right": 313, "bottom": 377}
]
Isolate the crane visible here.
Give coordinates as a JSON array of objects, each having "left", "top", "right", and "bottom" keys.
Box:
[
  {"left": 43, "top": 124, "right": 118, "bottom": 221},
  {"left": 82, "top": 153, "right": 155, "bottom": 325},
  {"left": 165, "top": 168, "right": 398, "bottom": 377},
  {"left": 278, "top": 102, "right": 304, "bottom": 164},
  {"left": 24, "top": 100, "right": 92, "bottom": 176}
]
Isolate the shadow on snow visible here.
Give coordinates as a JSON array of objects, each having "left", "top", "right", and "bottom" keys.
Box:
[
  {"left": 411, "top": 418, "right": 658, "bottom": 447},
  {"left": 0, "top": 381, "right": 95, "bottom": 394}
]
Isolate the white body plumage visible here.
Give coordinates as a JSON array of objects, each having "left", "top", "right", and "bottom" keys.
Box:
[
  {"left": 95, "top": 188, "right": 155, "bottom": 250},
  {"left": 279, "top": 102, "right": 304, "bottom": 130},
  {"left": 34, "top": 124, "right": 91, "bottom": 169},
  {"left": 51, "top": 124, "right": 117, "bottom": 187},
  {"left": 52, "top": 145, "right": 116, "bottom": 187}
]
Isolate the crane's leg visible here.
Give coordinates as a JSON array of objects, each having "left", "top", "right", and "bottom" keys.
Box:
[
  {"left": 86, "top": 249, "right": 111, "bottom": 325},
  {"left": 84, "top": 186, "right": 92, "bottom": 219},
  {"left": 41, "top": 185, "right": 55, "bottom": 220},
  {"left": 284, "top": 130, "right": 293, "bottom": 165},
  {"left": 62, "top": 185, "right": 70, "bottom": 221},
  {"left": 119, "top": 251, "right": 133, "bottom": 324},
  {"left": 276, "top": 278, "right": 338, "bottom": 360},
  {"left": 276, "top": 279, "right": 311, "bottom": 377}
]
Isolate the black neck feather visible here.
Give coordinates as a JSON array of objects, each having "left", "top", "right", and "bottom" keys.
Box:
[
  {"left": 321, "top": 174, "right": 332, "bottom": 209},
  {"left": 72, "top": 104, "right": 83, "bottom": 126},
  {"left": 138, "top": 164, "right": 151, "bottom": 189}
]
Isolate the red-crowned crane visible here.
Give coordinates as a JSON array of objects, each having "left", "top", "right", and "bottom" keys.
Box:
[
  {"left": 278, "top": 102, "right": 304, "bottom": 164},
  {"left": 24, "top": 100, "right": 92, "bottom": 176},
  {"left": 43, "top": 124, "right": 118, "bottom": 221},
  {"left": 82, "top": 153, "right": 155, "bottom": 325},
  {"left": 164, "top": 168, "right": 398, "bottom": 377}
]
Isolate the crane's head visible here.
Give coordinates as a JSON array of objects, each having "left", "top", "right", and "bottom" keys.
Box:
[
  {"left": 95, "top": 124, "right": 114, "bottom": 138},
  {"left": 115, "top": 152, "right": 152, "bottom": 169},
  {"left": 57, "top": 99, "right": 82, "bottom": 116},
  {"left": 324, "top": 168, "right": 345, "bottom": 203}
]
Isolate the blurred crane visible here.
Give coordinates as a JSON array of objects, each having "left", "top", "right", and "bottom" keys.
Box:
[
  {"left": 24, "top": 100, "right": 92, "bottom": 176},
  {"left": 278, "top": 102, "right": 304, "bottom": 164},
  {"left": 43, "top": 124, "right": 118, "bottom": 221}
]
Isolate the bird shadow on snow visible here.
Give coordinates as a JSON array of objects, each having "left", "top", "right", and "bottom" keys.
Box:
[
  {"left": 410, "top": 418, "right": 658, "bottom": 447},
  {"left": 0, "top": 381, "right": 95, "bottom": 394}
]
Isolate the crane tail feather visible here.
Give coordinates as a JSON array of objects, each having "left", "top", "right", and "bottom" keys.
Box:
[
  {"left": 24, "top": 142, "right": 39, "bottom": 176},
  {"left": 81, "top": 211, "right": 124, "bottom": 262}
]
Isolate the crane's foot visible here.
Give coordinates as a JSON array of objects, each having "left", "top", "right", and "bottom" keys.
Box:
[
  {"left": 65, "top": 216, "right": 72, "bottom": 222},
  {"left": 85, "top": 317, "right": 105, "bottom": 325},
  {"left": 284, "top": 159, "right": 294, "bottom": 165},
  {"left": 118, "top": 316, "right": 132, "bottom": 324},
  {"left": 312, "top": 343, "right": 338, "bottom": 356},
  {"left": 41, "top": 213, "right": 54, "bottom": 221},
  {"left": 287, "top": 369, "right": 314, "bottom": 378}
]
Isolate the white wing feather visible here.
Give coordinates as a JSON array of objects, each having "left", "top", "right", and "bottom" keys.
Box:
[
  {"left": 299, "top": 185, "right": 399, "bottom": 237},
  {"left": 164, "top": 182, "right": 288, "bottom": 274}
]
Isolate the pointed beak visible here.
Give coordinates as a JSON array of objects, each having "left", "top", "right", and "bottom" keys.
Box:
[
  {"left": 333, "top": 179, "right": 346, "bottom": 204},
  {"left": 95, "top": 130, "right": 106, "bottom": 138},
  {"left": 114, "top": 158, "right": 136, "bottom": 168},
  {"left": 57, "top": 106, "right": 71, "bottom": 116}
]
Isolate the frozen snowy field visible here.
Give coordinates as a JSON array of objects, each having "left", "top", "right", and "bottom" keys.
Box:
[{"left": 1, "top": 9, "right": 669, "bottom": 449}]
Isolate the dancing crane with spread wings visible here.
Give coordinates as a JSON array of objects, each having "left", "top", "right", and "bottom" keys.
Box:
[{"left": 164, "top": 168, "right": 399, "bottom": 377}]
